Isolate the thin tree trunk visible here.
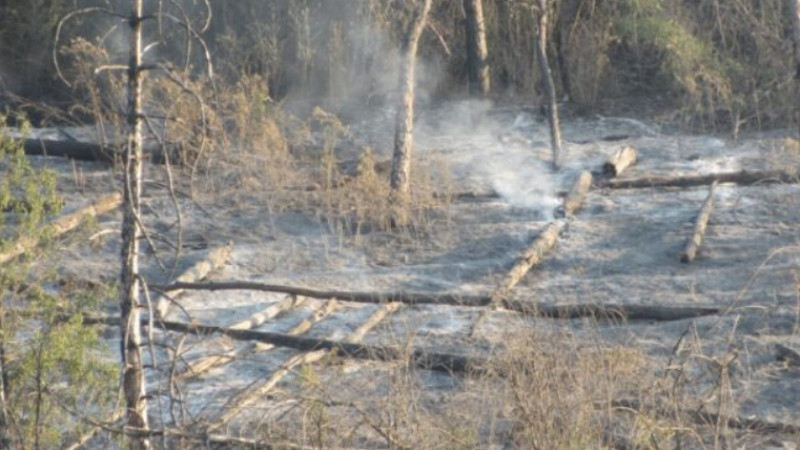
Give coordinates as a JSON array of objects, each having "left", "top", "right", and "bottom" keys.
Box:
[
  {"left": 555, "top": 0, "right": 580, "bottom": 101},
  {"left": 120, "top": 0, "right": 149, "bottom": 448},
  {"left": 0, "top": 295, "right": 10, "bottom": 448},
  {"left": 463, "top": 0, "right": 491, "bottom": 96},
  {"left": 535, "top": 0, "right": 563, "bottom": 170},
  {"left": 792, "top": 0, "right": 800, "bottom": 136},
  {"left": 390, "top": 0, "right": 433, "bottom": 226}
]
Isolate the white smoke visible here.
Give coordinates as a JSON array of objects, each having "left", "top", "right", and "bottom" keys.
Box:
[{"left": 415, "top": 99, "right": 560, "bottom": 219}]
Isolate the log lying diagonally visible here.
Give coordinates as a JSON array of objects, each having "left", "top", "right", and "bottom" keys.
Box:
[
  {"left": 562, "top": 170, "right": 593, "bottom": 216},
  {"left": 148, "top": 281, "right": 719, "bottom": 322},
  {"left": 177, "top": 299, "right": 338, "bottom": 379},
  {"left": 210, "top": 302, "right": 401, "bottom": 429},
  {"left": 65, "top": 300, "right": 331, "bottom": 450},
  {"left": 681, "top": 180, "right": 718, "bottom": 263},
  {"left": 82, "top": 313, "right": 482, "bottom": 374},
  {"left": 0, "top": 192, "right": 122, "bottom": 266},
  {"left": 598, "top": 169, "right": 798, "bottom": 190},
  {"left": 154, "top": 242, "right": 233, "bottom": 318},
  {"left": 469, "top": 170, "right": 593, "bottom": 336}
]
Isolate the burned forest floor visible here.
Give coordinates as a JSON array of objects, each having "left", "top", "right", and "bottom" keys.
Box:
[{"left": 5, "top": 101, "right": 800, "bottom": 449}]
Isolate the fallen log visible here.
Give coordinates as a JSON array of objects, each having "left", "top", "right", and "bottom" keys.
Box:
[
  {"left": 63, "top": 407, "right": 364, "bottom": 450},
  {"left": 776, "top": 343, "right": 800, "bottom": 367},
  {"left": 150, "top": 281, "right": 491, "bottom": 306},
  {"left": 681, "top": 180, "right": 718, "bottom": 263},
  {"left": 613, "top": 398, "right": 800, "bottom": 434},
  {"left": 603, "top": 146, "right": 637, "bottom": 177},
  {"left": 154, "top": 242, "right": 233, "bottom": 318},
  {"left": 211, "top": 302, "right": 401, "bottom": 427},
  {"left": 21, "top": 138, "right": 117, "bottom": 162},
  {"left": 598, "top": 169, "right": 798, "bottom": 190},
  {"left": 489, "top": 222, "right": 563, "bottom": 306},
  {"left": 82, "top": 313, "right": 484, "bottom": 375},
  {"left": 177, "top": 299, "right": 338, "bottom": 379},
  {"left": 228, "top": 294, "right": 303, "bottom": 331},
  {"left": 0, "top": 192, "right": 122, "bottom": 266},
  {"left": 469, "top": 219, "right": 563, "bottom": 337},
  {"left": 19, "top": 137, "right": 178, "bottom": 164},
  {"left": 563, "top": 170, "right": 593, "bottom": 215},
  {"left": 148, "top": 281, "right": 719, "bottom": 322}
]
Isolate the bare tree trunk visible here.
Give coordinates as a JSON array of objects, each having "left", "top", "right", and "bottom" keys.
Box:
[
  {"left": 464, "top": 0, "right": 491, "bottom": 96},
  {"left": 554, "top": 0, "right": 580, "bottom": 102},
  {"left": 534, "top": 0, "right": 563, "bottom": 170},
  {"left": 390, "top": 0, "right": 433, "bottom": 226},
  {"left": 0, "top": 297, "right": 10, "bottom": 448},
  {"left": 120, "top": 0, "right": 149, "bottom": 448},
  {"left": 793, "top": 0, "right": 800, "bottom": 136}
]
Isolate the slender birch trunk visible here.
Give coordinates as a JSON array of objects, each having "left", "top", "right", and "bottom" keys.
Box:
[
  {"left": 0, "top": 297, "right": 9, "bottom": 448},
  {"left": 792, "top": 0, "right": 800, "bottom": 136},
  {"left": 464, "top": 0, "right": 490, "bottom": 96},
  {"left": 390, "top": 0, "right": 433, "bottom": 226},
  {"left": 121, "top": 0, "right": 149, "bottom": 447},
  {"left": 535, "top": 0, "right": 563, "bottom": 170}
]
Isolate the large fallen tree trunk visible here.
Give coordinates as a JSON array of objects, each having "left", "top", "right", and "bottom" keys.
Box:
[
  {"left": 82, "top": 313, "right": 483, "bottom": 374},
  {"left": 0, "top": 193, "right": 122, "bottom": 266},
  {"left": 21, "top": 138, "right": 117, "bottom": 162},
  {"left": 681, "top": 180, "right": 718, "bottom": 263},
  {"left": 154, "top": 242, "right": 233, "bottom": 318},
  {"left": 148, "top": 281, "right": 719, "bottom": 322},
  {"left": 489, "top": 222, "right": 562, "bottom": 306},
  {"left": 598, "top": 169, "right": 798, "bottom": 190},
  {"left": 211, "top": 302, "right": 402, "bottom": 428},
  {"left": 470, "top": 170, "right": 595, "bottom": 335},
  {"left": 18, "top": 137, "right": 178, "bottom": 164}
]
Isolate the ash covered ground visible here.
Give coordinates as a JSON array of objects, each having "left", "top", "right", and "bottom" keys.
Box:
[{"left": 11, "top": 102, "right": 800, "bottom": 448}]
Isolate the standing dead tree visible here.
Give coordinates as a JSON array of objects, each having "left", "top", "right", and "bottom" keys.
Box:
[
  {"left": 54, "top": 1, "right": 214, "bottom": 447},
  {"left": 390, "top": 0, "right": 434, "bottom": 227},
  {"left": 119, "top": 1, "right": 150, "bottom": 447},
  {"left": 533, "top": 0, "right": 563, "bottom": 170},
  {"left": 793, "top": 0, "right": 800, "bottom": 136},
  {"left": 463, "top": 0, "right": 491, "bottom": 96}
]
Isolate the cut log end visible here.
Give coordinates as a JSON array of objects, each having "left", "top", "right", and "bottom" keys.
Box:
[{"left": 603, "top": 146, "right": 638, "bottom": 177}]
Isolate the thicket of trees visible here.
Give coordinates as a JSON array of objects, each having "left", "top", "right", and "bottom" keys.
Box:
[{"left": 1, "top": 0, "right": 799, "bottom": 132}]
